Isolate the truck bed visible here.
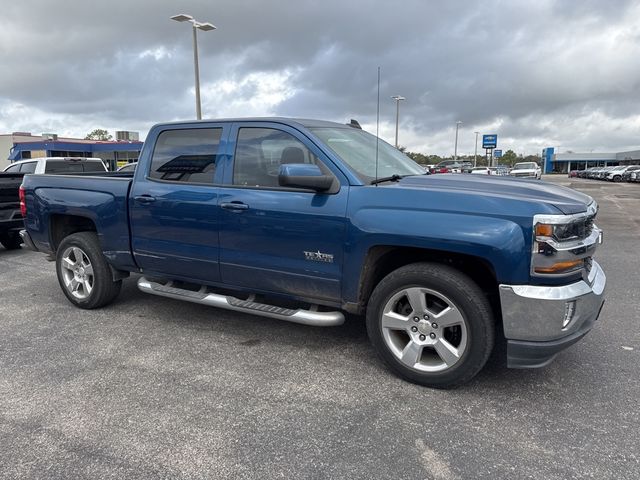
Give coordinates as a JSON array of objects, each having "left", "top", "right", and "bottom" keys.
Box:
[{"left": 21, "top": 173, "right": 136, "bottom": 269}]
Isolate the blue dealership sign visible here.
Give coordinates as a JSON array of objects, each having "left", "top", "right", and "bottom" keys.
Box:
[
  {"left": 482, "top": 134, "right": 497, "bottom": 149},
  {"left": 494, "top": 149, "right": 502, "bottom": 158}
]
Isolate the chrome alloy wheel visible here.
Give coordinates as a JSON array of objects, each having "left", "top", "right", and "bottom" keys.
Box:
[
  {"left": 380, "top": 287, "right": 468, "bottom": 372},
  {"left": 60, "top": 246, "right": 94, "bottom": 300}
]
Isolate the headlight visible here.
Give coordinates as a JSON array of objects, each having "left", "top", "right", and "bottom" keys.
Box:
[
  {"left": 531, "top": 204, "right": 600, "bottom": 277},
  {"left": 534, "top": 219, "right": 592, "bottom": 243}
]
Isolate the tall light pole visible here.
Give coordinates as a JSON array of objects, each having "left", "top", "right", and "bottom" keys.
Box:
[
  {"left": 453, "top": 121, "right": 463, "bottom": 161},
  {"left": 171, "top": 14, "right": 217, "bottom": 120},
  {"left": 474, "top": 131, "right": 479, "bottom": 167},
  {"left": 391, "top": 95, "right": 405, "bottom": 148}
]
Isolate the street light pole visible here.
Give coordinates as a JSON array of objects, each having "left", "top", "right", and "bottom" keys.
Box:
[
  {"left": 191, "top": 23, "right": 202, "bottom": 120},
  {"left": 171, "top": 14, "right": 217, "bottom": 120},
  {"left": 391, "top": 95, "right": 405, "bottom": 148},
  {"left": 474, "top": 131, "right": 479, "bottom": 167},
  {"left": 454, "top": 121, "right": 462, "bottom": 162}
]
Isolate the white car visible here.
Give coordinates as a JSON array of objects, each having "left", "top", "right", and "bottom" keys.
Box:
[
  {"left": 605, "top": 165, "right": 637, "bottom": 182},
  {"left": 471, "top": 167, "right": 491, "bottom": 175},
  {"left": 509, "top": 162, "right": 541, "bottom": 179},
  {"left": 3, "top": 157, "right": 107, "bottom": 174}
]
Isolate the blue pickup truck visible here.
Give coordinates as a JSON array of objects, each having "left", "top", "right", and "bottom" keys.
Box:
[{"left": 19, "top": 118, "right": 606, "bottom": 387}]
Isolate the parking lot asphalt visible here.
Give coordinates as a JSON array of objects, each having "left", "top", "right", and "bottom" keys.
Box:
[{"left": 1, "top": 175, "right": 639, "bottom": 479}]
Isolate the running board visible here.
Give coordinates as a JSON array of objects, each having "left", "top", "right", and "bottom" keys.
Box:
[{"left": 137, "top": 277, "right": 345, "bottom": 327}]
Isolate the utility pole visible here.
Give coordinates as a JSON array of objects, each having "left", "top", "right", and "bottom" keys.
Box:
[
  {"left": 454, "top": 121, "right": 463, "bottom": 161},
  {"left": 474, "top": 131, "right": 479, "bottom": 167}
]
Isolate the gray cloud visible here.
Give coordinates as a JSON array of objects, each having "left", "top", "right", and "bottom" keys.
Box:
[{"left": 1, "top": 0, "right": 640, "bottom": 155}]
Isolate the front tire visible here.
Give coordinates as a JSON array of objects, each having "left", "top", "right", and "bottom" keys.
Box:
[
  {"left": 55, "top": 232, "right": 122, "bottom": 309},
  {"left": 366, "top": 263, "right": 495, "bottom": 388}
]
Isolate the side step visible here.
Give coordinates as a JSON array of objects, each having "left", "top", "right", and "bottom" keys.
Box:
[{"left": 137, "top": 277, "right": 345, "bottom": 327}]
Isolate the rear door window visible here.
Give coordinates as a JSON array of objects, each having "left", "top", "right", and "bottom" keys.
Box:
[
  {"left": 149, "top": 128, "right": 222, "bottom": 184},
  {"left": 4, "top": 164, "right": 20, "bottom": 172}
]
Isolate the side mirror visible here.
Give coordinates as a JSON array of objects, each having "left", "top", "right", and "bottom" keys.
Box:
[{"left": 278, "top": 164, "right": 334, "bottom": 191}]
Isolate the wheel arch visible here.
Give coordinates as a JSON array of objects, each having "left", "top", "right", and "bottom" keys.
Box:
[
  {"left": 50, "top": 214, "right": 97, "bottom": 252},
  {"left": 354, "top": 246, "right": 500, "bottom": 319}
]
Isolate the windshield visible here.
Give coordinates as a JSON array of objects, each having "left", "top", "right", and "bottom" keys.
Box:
[
  {"left": 513, "top": 162, "right": 537, "bottom": 170},
  {"left": 310, "top": 127, "right": 425, "bottom": 182}
]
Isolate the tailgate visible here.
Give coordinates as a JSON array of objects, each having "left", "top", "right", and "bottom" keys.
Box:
[
  {"left": 0, "top": 173, "right": 24, "bottom": 221},
  {"left": 0, "top": 173, "right": 24, "bottom": 204}
]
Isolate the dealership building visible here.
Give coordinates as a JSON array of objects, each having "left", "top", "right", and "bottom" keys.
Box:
[
  {"left": 0, "top": 131, "right": 143, "bottom": 171},
  {"left": 542, "top": 147, "right": 640, "bottom": 173}
]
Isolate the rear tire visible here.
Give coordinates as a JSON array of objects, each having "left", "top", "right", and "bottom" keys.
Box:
[
  {"left": 55, "top": 232, "right": 122, "bottom": 309},
  {"left": 0, "top": 232, "right": 22, "bottom": 250},
  {"left": 366, "top": 262, "right": 495, "bottom": 388}
]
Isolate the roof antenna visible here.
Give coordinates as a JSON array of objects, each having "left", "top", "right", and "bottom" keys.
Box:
[{"left": 375, "top": 66, "right": 380, "bottom": 186}]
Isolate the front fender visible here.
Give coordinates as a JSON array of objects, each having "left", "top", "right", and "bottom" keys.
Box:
[{"left": 342, "top": 208, "right": 529, "bottom": 303}]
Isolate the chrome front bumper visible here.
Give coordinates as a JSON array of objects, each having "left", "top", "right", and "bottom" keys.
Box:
[{"left": 499, "top": 260, "right": 606, "bottom": 367}]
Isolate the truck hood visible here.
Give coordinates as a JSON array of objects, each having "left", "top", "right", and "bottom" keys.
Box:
[{"left": 395, "top": 174, "right": 592, "bottom": 215}]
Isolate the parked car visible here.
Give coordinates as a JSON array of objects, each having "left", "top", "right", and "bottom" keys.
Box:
[
  {"left": 568, "top": 170, "right": 579, "bottom": 178},
  {"left": 582, "top": 168, "right": 598, "bottom": 178},
  {"left": 429, "top": 160, "right": 472, "bottom": 174},
  {"left": 620, "top": 165, "right": 640, "bottom": 182},
  {"left": 596, "top": 166, "right": 614, "bottom": 180},
  {"left": 605, "top": 166, "right": 632, "bottom": 182},
  {"left": 489, "top": 166, "right": 509, "bottom": 176},
  {"left": 20, "top": 117, "right": 606, "bottom": 388},
  {"left": 630, "top": 171, "right": 639, "bottom": 182},
  {"left": 588, "top": 167, "right": 602, "bottom": 179},
  {"left": 586, "top": 167, "right": 604, "bottom": 179},
  {"left": 459, "top": 162, "right": 474, "bottom": 173},
  {"left": 470, "top": 167, "right": 491, "bottom": 175},
  {"left": 1, "top": 158, "right": 108, "bottom": 248},
  {"left": 509, "top": 162, "right": 541, "bottom": 179},
  {"left": 2, "top": 157, "right": 108, "bottom": 174}
]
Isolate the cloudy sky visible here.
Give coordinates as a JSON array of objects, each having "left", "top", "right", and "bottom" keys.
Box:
[{"left": 1, "top": 0, "right": 640, "bottom": 156}]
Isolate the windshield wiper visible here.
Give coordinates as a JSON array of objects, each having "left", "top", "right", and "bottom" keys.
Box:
[{"left": 370, "top": 174, "right": 403, "bottom": 185}]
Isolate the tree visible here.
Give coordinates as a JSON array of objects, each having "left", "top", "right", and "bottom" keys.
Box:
[
  {"left": 85, "top": 129, "right": 112, "bottom": 141},
  {"left": 404, "top": 151, "right": 442, "bottom": 166},
  {"left": 499, "top": 149, "right": 518, "bottom": 167}
]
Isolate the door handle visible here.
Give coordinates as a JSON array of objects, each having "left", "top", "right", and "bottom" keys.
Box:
[
  {"left": 134, "top": 195, "right": 156, "bottom": 204},
  {"left": 220, "top": 201, "right": 249, "bottom": 211}
]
